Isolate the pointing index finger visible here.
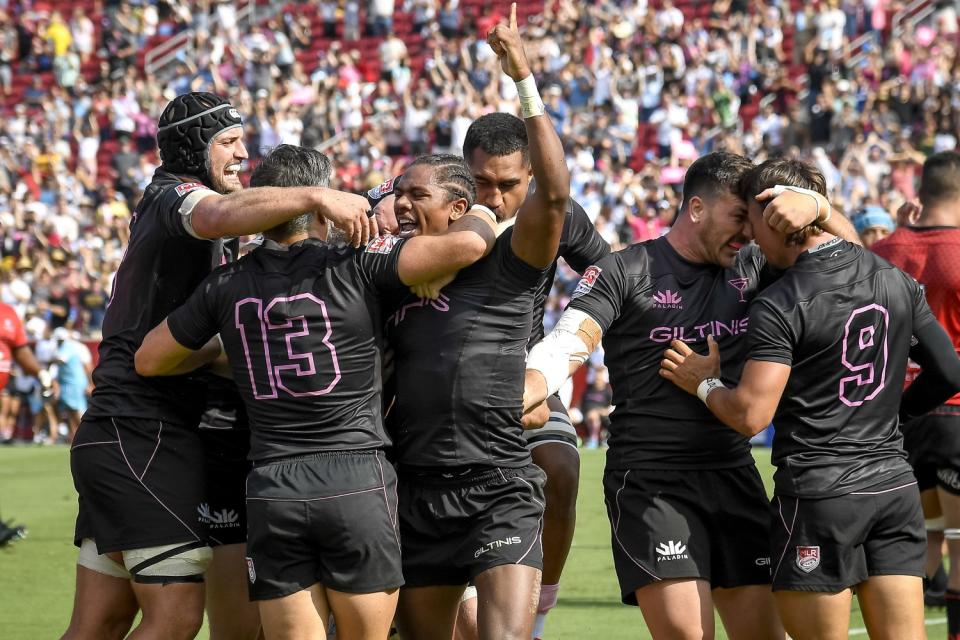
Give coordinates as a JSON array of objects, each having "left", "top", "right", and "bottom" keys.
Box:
[{"left": 510, "top": 2, "right": 518, "bottom": 31}]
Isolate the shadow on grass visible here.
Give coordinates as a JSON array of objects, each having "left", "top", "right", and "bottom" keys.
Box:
[{"left": 558, "top": 598, "right": 627, "bottom": 609}]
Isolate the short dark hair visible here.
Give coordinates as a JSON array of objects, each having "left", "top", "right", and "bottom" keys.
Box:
[
  {"left": 738, "top": 157, "right": 828, "bottom": 246},
  {"left": 250, "top": 144, "right": 332, "bottom": 237},
  {"left": 679, "top": 152, "right": 754, "bottom": 215},
  {"left": 463, "top": 113, "right": 529, "bottom": 167},
  {"left": 919, "top": 151, "right": 960, "bottom": 207},
  {"left": 406, "top": 154, "right": 477, "bottom": 206}
]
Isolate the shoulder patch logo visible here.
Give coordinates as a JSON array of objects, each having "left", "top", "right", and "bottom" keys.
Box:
[
  {"left": 571, "top": 266, "right": 602, "bottom": 300},
  {"left": 366, "top": 234, "right": 401, "bottom": 255},
  {"left": 175, "top": 182, "right": 205, "bottom": 197},
  {"left": 796, "top": 546, "right": 820, "bottom": 573},
  {"left": 367, "top": 177, "right": 397, "bottom": 201}
]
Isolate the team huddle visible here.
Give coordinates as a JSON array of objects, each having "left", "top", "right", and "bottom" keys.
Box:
[{"left": 58, "top": 10, "right": 960, "bottom": 640}]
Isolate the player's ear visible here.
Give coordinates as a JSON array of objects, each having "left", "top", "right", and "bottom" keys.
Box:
[
  {"left": 448, "top": 198, "right": 469, "bottom": 221},
  {"left": 687, "top": 196, "right": 705, "bottom": 223}
]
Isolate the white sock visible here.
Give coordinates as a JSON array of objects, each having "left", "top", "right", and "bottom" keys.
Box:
[{"left": 532, "top": 613, "right": 547, "bottom": 638}]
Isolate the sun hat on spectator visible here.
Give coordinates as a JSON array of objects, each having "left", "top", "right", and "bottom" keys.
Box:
[{"left": 852, "top": 205, "right": 896, "bottom": 235}]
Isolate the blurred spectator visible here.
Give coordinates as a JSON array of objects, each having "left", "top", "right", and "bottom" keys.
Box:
[{"left": 853, "top": 205, "right": 897, "bottom": 248}]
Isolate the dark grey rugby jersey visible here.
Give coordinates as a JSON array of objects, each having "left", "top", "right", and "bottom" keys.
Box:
[
  {"left": 386, "top": 228, "right": 546, "bottom": 469},
  {"left": 168, "top": 237, "right": 405, "bottom": 461},
  {"left": 747, "top": 239, "right": 936, "bottom": 498},
  {"left": 568, "top": 236, "right": 770, "bottom": 469},
  {"left": 87, "top": 170, "right": 226, "bottom": 426}
]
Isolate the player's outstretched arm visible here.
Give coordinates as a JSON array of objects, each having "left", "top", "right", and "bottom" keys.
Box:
[
  {"left": 190, "top": 186, "right": 377, "bottom": 248},
  {"left": 660, "top": 335, "right": 790, "bottom": 436},
  {"left": 900, "top": 320, "right": 960, "bottom": 422},
  {"left": 135, "top": 320, "right": 221, "bottom": 377},
  {"left": 755, "top": 186, "right": 861, "bottom": 245},
  {"left": 396, "top": 205, "right": 499, "bottom": 286},
  {"left": 489, "top": 3, "right": 570, "bottom": 269},
  {"left": 524, "top": 309, "right": 603, "bottom": 413}
]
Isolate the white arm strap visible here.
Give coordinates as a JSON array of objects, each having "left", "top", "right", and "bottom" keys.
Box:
[{"left": 526, "top": 308, "right": 598, "bottom": 397}]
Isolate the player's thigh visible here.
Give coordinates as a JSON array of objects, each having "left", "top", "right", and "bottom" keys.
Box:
[
  {"left": 857, "top": 575, "right": 925, "bottom": 640},
  {"left": 713, "top": 584, "right": 784, "bottom": 640},
  {"left": 325, "top": 586, "right": 398, "bottom": 640},
  {"left": 258, "top": 583, "right": 329, "bottom": 640},
  {"left": 453, "top": 586, "right": 479, "bottom": 640},
  {"left": 602, "top": 468, "right": 712, "bottom": 605},
  {"left": 773, "top": 589, "right": 852, "bottom": 640},
  {"left": 396, "top": 585, "right": 464, "bottom": 640},
  {"left": 473, "top": 564, "right": 541, "bottom": 640},
  {"left": 70, "top": 417, "right": 208, "bottom": 554},
  {"left": 770, "top": 493, "right": 869, "bottom": 592},
  {"left": 633, "top": 578, "right": 715, "bottom": 640},
  {"left": 530, "top": 440, "right": 580, "bottom": 519},
  {"left": 63, "top": 562, "right": 138, "bottom": 640},
  {"left": 206, "top": 542, "right": 260, "bottom": 640},
  {"left": 130, "top": 578, "right": 206, "bottom": 637}
]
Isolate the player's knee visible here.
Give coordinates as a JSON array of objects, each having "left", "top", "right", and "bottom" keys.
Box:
[{"left": 538, "top": 454, "right": 580, "bottom": 518}]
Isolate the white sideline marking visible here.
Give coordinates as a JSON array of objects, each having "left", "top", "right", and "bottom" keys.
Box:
[{"left": 848, "top": 616, "right": 945, "bottom": 636}]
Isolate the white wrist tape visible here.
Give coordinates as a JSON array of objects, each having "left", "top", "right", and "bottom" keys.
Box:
[
  {"left": 526, "top": 308, "right": 596, "bottom": 397},
  {"left": 515, "top": 74, "right": 545, "bottom": 119},
  {"left": 467, "top": 204, "right": 498, "bottom": 225},
  {"left": 696, "top": 377, "right": 726, "bottom": 404},
  {"left": 770, "top": 184, "right": 826, "bottom": 226}
]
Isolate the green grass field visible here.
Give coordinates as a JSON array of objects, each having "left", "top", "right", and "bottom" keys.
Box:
[{"left": 0, "top": 446, "right": 947, "bottom": 638}]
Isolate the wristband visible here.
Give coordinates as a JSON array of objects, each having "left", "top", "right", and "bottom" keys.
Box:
[
  {"left": 771, "top": 184, "right": 825, "bottom": 226},
  {"left": 515, "top": 74, "right": 545, "bottom": 119},
  {"left": 467, "top": 204, "right": 498, "bottom": 224},
  {"left": 696, "top": 377, "right": 725, "bottom": 404}
]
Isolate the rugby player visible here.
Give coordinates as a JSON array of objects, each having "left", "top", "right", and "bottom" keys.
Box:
[
  {"left": 135, "top": 143, "right": 499, "bottom": 640},
  {"left": 63, "top": 93, "right": 374, "bottom": 640},
  {"left": 872, "top": 151, "right": 960, "bottom": 636},
  {"left": 0, "top": 300, "right": 47, "bottom": 546},
  {"left": 660, "top": 157, "right": 960, "bottom": 639},
  {"left": 454, "top": 111, "right": 610, "bottom": 639},
  {"left": 523, "top": 152, "right": 860, "bottom": 639},
  {"left": 387, "top": 8, "right": 570, "bottom": 639}
]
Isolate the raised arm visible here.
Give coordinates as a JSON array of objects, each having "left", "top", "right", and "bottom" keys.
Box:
[
  {"left": 754, "top": 186, "right": 861, "bottom": 245},
  {"left": 523, "top": 308, "right": 603, "bottom": 412},
  {"left": 488, "top": 4, "right": 570, "bottom": 269},
  {"left": 189, "top": 186, "right": 377, "bottom": 248},
  {"left": 397, "top": 206, "right": 499, "bottom": 286}
]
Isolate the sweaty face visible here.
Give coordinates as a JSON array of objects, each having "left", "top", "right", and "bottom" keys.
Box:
[
  {"left": 467, "top": 149, "right": 531, "bottom": 222},
  {"left": 393, "top": 164, "right": 464, "bottom": 238},
  {"left": 747, "top": 200, "right": 792, "bottom": 269},
  {"left": 697, "top": 191, "right": 751, "bottom": 268},
  {"left": 207, "top": 128, "right": 248, "bottom": 195}
]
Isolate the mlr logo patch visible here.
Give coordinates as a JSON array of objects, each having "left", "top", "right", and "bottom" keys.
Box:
[
  {"left": 366, "top": 234, "right": 401, "bottom": 254},
  {"left": 796, "top": 546, "right": 820, "bottom": 573},
  {"left": 175, "top": 182, "right": 204, "bottom": 197},
  {"left": 571, "top": 266, "right": 602, "bottom": 299},
  {"left": 246, "top": 557, "right": 256, "bottom": 583}
]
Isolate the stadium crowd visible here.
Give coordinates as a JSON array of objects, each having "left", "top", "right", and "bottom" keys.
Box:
[{"left": 2, "top": 0, "right": 960, "bottom": 447}]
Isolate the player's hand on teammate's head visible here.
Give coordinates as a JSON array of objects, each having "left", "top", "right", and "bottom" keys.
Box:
[
  {"left": 755, "top": 186, "right": 829, "bottom": 234},
  {"left": 487, "top": 3, "right": 532, "bottom": 82},
  {"left": 659, "top": 335, "right": 721, "bottom": 395},
  {"left": 317, "top": 190, "right": 380, "bottom": 248},
  {"left": 896, "top": 201, "right": 921, "bottom": 227}
]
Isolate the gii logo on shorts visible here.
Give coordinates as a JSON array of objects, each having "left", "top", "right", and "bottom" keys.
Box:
[{"left": 796, "top": 546, "right": 820, "bottom": 573}]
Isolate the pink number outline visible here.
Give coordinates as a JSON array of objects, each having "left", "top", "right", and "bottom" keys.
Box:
[
  {"left": 839, "top": 304, "right": 889, "bottom": 407},
  {"left": 235, "top": 294, "right": 341, "bottom": 399}
]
